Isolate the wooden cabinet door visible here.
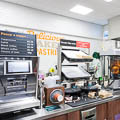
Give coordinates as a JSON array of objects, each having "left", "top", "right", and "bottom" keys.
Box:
[
  {"left": 96, "top": 103, "right": 107, "bottom": 120},
  {"left": 108, "top": 99, "right": 120, "bottom": 120},
  {"left": 68, "top": 111, "right": 81, "bottom": 120},
  {"left": 45, "top": 111, "right": 81, "bottom": 120},
  {"left": 46, "top": 114, "right": 67, "bottom": 120}
]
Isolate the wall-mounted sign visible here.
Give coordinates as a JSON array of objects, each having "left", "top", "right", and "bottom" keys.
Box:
[
  {"left": 60, "top": 39, "right": 76, "bottom": 47},
  {"left": 0, "top": 31, "right": 37, "bottom": 56},
  {"left": 27, "top": 30, "right": 63, "bottom": 56},
  {"left": 60, "top": 39, "right": 90, "bottom": 48},
  {"left": 103, "top": 31, "right": 109, "bottom": 40},
  {"left": 76, "top": 41, "right": 90, "bottom": 48}
]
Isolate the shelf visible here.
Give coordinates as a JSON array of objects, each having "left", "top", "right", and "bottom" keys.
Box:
[
  {"left": 62, "top": 50, "right": 93, "bottom": 63},
  {"left": 62, "top": 66, "right": 91, "bottom": 80}
]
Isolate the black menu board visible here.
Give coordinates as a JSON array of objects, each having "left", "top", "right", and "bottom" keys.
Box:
[{"left": 0, "top": 31, "right": 37, "bottom": 56}]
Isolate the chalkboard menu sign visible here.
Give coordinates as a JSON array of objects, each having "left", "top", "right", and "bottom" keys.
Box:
[{"left": 0, "top": 31, "right": 37, "bottom": 56}]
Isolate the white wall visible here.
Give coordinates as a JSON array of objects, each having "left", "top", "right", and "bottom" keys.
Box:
[
  {"left": 0, "top": 1, "right": 103, "bottom": 40},
  {"left": 0, "top": 1, "right": 106, "bottom": 73},
  {"left": 109, "top": 15, "right": 120, "bottom": 39},
  {"left": 0, "top": 24, "right": 103, "bottom": 73},
  {"left": 103, "top": 25, "right": 109, "bottom": 32},
  {"left": 102, "top": 24, "right": 115, "bottom": 50}
]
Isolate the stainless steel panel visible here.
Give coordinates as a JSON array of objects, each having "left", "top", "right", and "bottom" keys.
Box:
[
  {"left": 81, "top": 107, "right": 96, "bottom": 120},
  {"left": 0, "top": 57, "right": 40, "bottom": 114},
  {"left": 0, "top": 97, "right": 40, "bottom": 114},
  {"left": 8, "top": 95, "right": 120, "bottom": 120}
]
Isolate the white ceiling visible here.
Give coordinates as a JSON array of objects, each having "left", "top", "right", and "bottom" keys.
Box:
[{"left": 2, "top": 0, "right": 120, "bottom": 25}]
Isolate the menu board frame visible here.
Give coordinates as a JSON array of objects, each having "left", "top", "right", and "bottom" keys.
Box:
[{"left": 0, "top": 30, "right": 37, "bottom": 57}]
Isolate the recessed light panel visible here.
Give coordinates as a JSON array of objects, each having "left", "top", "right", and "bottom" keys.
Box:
[
  {"left": 70, "top": 5, "right": 93, "bottom": 15},
  {"left": 104, "top": 0, "right": 112, "bottom": 2}
]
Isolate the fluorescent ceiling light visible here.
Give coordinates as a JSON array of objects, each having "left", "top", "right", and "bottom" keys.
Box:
[
  {"left": 104, "top": 0, "right": 112, "bottom": 2},
  {"left": 70, "top": 5, "right": 93, "bottom": 15}
]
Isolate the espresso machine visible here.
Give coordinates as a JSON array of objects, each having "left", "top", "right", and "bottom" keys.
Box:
[
  {"left": 0, "top": 57, "right": 40, "bottom": 114},
  {"left": 0, "top": 30, "right": 40, "bottom": 114}
]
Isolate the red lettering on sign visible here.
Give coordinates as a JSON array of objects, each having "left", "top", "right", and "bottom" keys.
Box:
[{"left": 76, "top": 41, "right": 90, "bottom": 48}]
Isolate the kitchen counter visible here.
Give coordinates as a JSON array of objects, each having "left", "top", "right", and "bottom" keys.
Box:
[{"left": 3, "top": 92, "right": 120, "bottom": 120}]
